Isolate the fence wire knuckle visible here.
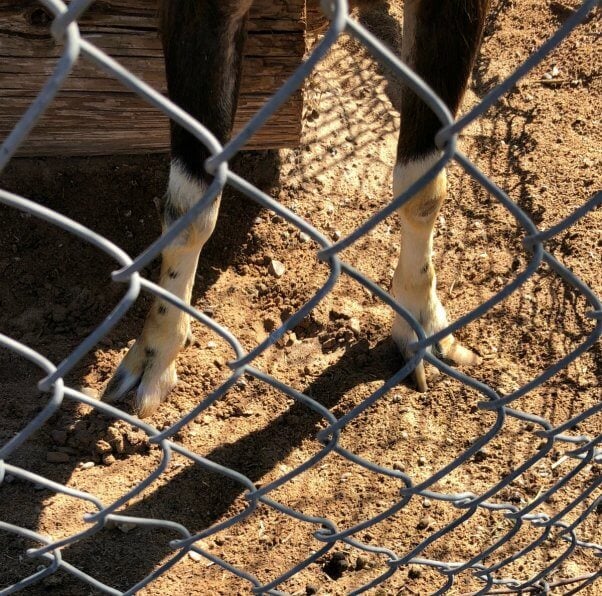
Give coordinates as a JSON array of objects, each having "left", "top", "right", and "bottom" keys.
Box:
[{"left": 1, "top": 0, "right": 600, "bottom": 594}]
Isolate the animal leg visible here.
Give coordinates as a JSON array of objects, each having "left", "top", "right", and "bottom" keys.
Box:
[
  {"left": 392, "top": 0, "right": 489, "bottom": 390},
  {"left": 103, "top": 0, "right": 253, "bottom": 417}
]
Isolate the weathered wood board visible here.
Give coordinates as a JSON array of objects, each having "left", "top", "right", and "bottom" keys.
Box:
[{"left": 0, "top": 0, "right": 306, "bottom": 156}]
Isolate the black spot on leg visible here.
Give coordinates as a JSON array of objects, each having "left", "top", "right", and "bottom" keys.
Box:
[
  {"left": 158, "top": 304, "right": 168, "bottom": 315},
  {"left": 167, "top": 268, "right": 179, "bottom": 279},
  {"left": 421, "top": 262, "right": 430, "bottom": 274},
  {"left": 162, "top": 199, "right": 184, "bottom": 228},
  {"left": 145, "top": 348, "right": 156, "bottom": 358}
]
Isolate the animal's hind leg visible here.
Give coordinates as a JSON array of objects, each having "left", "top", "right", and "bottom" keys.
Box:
[
  {"left": 103, "top": 0, "right": 253, "bottom": 417},
  {"left": 392, "top": 0, "right": 489, "bottom": 390}
]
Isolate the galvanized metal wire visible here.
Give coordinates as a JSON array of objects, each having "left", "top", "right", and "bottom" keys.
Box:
[{"left": 1, "top": 0, "right": 600, "bottom": 594}]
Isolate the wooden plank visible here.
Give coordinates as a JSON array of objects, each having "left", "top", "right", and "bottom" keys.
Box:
[{"left": 0, "top": 0, "right": 306, "bottom": 156}]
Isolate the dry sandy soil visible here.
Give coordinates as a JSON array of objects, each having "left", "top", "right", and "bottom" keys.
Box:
[{"left": 0, "top": 0, "right": 600, "bottom": 594}]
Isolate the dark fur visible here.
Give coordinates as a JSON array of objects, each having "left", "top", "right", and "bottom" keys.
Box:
[
  {"left": 160, "top": 1, "right": 249, "bottom": 185},
  {"left": 159, "top": 1, "right": 488, "bottom": 173},
  {"left": 397, "top": 0, "right": 490, "bottom": 163}
]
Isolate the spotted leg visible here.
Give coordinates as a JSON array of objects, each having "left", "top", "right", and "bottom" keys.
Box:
[{"left": 102, "top": 0, "right": 253, "bottom": 417}]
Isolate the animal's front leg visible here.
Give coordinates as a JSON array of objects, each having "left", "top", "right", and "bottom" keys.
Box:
[
  {"left": 103, "top": 165, "right": 218, "bottom": 417},
  {"left": 392, "top": 155, "right": 479, "bottom": 391},
  {"left": 393, "top": 0, "right": 489, "bottom": 389},
  {"left": 102, "top": 0, "right": 253, "bottom": 416}
]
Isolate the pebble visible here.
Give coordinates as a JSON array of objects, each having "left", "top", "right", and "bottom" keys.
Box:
[
  {"left": 418, "top": 456, "right": 427, "bottom": 466},
  {"left": 206, "top": 341, "right": 217, "bottom": 349},
  {"left": 95, "top": 440, "right": 112, "bottom": 455},
  {"left": 106, "top": 428, "right": 125, "bottom": 454},
  {"left": 400, "top": 431, "right": 409, "bottom": 441},
  {"left": 80, "top": 461, "right": 95, "bottom": 470},
  {"left": 392, "top": 461, "right": 405, "bottom": 472},
  {"left": 268, "top": 259, "right": 286, "bottom": 278},
  {"left": 117, "top": 522, "right": 137, "bottom": 534},
  {"left": 46, "top": 451, "right": 69, "bottom": 463},
  {"left": 102, "top": 454, "right": 116, "bottom": 466},
  {"left": 298, "top": 231, "right": 311, "bottom": 243},
  {"left": 188, "top": 550, "right": 203, "bottom": 562},
  {"left": 355, "top": 556, "right": 369, "bottom": 571},
  {"left": 423, "top": 498, "right": 432, "bottom": 508}
]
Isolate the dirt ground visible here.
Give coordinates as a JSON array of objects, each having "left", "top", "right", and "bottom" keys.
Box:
[{"left": 0, "top": 0, "right": 600, "bottom": 594}]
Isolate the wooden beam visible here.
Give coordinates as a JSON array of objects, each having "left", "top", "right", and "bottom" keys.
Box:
[{"left": 0, "top": 0, "right": 306, "bottom": 156}]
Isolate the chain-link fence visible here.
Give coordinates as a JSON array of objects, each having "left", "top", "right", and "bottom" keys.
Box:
[{"left": 1, "top": 0, "right": 600, "bottom": 594}]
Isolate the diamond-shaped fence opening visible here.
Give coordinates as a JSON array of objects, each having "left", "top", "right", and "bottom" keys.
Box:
[{"left": 1, "top": 0, "right": 601, "bottom": 594}]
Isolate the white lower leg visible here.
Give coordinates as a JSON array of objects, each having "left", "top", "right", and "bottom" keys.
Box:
[
  {"left": 103, "top": 161, "right": 219, "bottom": 417},
  {"left": 391, "top": 154, "right": 477, "bottom": 390},
  {"left": 392, "top": 155, "right": 446, "bottom": 384}
]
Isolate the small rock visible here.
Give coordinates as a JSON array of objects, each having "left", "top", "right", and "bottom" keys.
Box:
[
  {"left": 400, "top": 431, "right": 409, "bottom": 441},
  {"left": 206, "top": 341, "right": 217, "bottom": 349},
  {"left": 46, "top": 451, "right": 69, "bottom": 463},
  {"left": 117, "top": 522, "right": 137, "bottom": 533},
  {"left": 332, "top": 229, "right": 342, "bottom": 241},
  {"left": 418, "top": 456, "right": 427, "bottom": 466},
  {"left": 298, "top": 231, "right": 311, "bottom": 243},
  {"left": 392, "top": 461, "right": 405, "bottom": 472},
  {"left": 51, "top": 430, "right": 68, "bottom": 446},
  {"left": 102, "top": 454, "right": 116, "bottom": 466},
  {"left": 268, "top": 259, "right": 286, "bottom": 278},
  {"left": 348, "top": 318, "right": 361, "bottom": 336},
  {"left": 80, "top": 461, "right": 95, "bottom": 470},
  {"left": 188, "top": 550, "right": 203, "bottom": 562},
  {"left": 423, "top": 498, "right": 432, "bottom": 508},
  {"left": 106, "top": 430, "right": 125, "bottom": 454},
  {"left": 417, "top": 516, "right": 433, "bottom": 530},
  {"left": 95, "top": 440, "right": 112, "bottom": 455},
  {"left": 355, "top": 555, "right": 368, "bottom": 570}
]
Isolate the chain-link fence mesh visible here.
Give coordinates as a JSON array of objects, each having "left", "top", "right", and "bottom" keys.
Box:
[{"left": 1, "top": 0, "right": 600, "bottom": 594}]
